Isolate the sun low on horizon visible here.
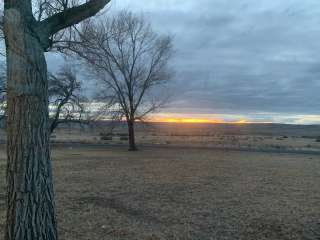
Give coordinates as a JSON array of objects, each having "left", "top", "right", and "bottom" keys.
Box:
[
  {"left": 147, "top": 114, "right": 252, "bottom": 124},
  {"left": 143, "top": 112, "right": 320, "bottom": 125},
  {"left": 152, "top": 117, "right": 225, "bottom": 124}
]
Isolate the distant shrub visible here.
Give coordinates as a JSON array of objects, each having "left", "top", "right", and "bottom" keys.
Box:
[
  {"left": 117, "top": 133, "right": 128, "bottom": 137},
  {"left": 302, "top": 136, "right": 314, "bottom": 139},
  {"left": 120, "top": 136, "right": 128, "bottom": 141},
  {"left": 99, "top": 132, "right": 114, "bottom": 137},
  {"left": 316, "top": 137, "right": 320, "bottom": 142},
  {"left": 100, "top": 135, "right": 113, "bottom": 141}
]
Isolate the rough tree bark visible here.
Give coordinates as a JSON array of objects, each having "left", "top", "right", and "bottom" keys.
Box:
[
  {"left": 4, "top": 4, "right": 57, "bottom": 240},
  {"left": 3, "top": 1, "right": 110, "bottom": 240}
]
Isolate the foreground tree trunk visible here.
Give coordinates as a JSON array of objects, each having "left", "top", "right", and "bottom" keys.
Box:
[
  {"left": 4, "top": 5, "right": 57, "bottom": 240},
  {"left": 3, "top": 1, "right": 110, "bottom": 240},
  {"left": 127, "top": 120, "right": 137, "bottom": 151}
]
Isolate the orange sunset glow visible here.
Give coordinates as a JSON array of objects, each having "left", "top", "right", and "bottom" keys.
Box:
[
  {"left": 152, "top": 118, "right": 225, "bottom": 124},
  {"left": 148, "top": 117, "right": 250, "bottom": 124}
]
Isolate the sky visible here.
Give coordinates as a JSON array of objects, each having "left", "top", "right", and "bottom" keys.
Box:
[{"left": 49, "top": 0, "right": 320, "bottom": 124}]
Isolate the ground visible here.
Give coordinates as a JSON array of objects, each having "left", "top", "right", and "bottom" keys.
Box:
[
  {"left": 1, "top": 144, "right": 320, "bottom": 240},
  {"left": 47, "top": 123, "right": 320, "bottom": 153}
]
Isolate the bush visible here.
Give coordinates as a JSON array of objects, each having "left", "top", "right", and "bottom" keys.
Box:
[
  {"left": 99, "top": 132, "right": 114, "bottom": 137},
  {"left": 100, "top": 136, "right": 113, "bottom": 141},
  {"left": 117, "top": 133, "right": 128, "bottom": 137},
  {"left": 120, "top": 136, "right": 129, "bottom": 141}
]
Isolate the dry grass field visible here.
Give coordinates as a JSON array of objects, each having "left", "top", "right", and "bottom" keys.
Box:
[
  {"left": 47, "top": 123, "right": 320, "bottom": 154},
  {"left": 1, "top": 141, "right": 320, "bottom": 239}
]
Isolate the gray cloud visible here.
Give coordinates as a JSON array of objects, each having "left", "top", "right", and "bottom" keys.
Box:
[
  {"left": 121, "top": 0, "right": 320, "bottom": 117},
  {"left": 46, "top": 0, "right": 320, "bottom": 123}
]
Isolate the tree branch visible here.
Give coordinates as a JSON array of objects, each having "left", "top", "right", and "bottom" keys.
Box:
[{"left": 39, "top": 0, "right": 110, "bottom": 37}]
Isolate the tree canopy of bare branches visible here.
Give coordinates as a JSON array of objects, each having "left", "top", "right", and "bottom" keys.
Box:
[
  {"left": 0, "top": 1, "right": 109, "bottom": 52},
  {"left": 0, "top": 63, "right": 86, "bottom": 133},
  {"left": 49, "top": 65, "right": 87, "bottom": 133},
  {"left": 73, "top": 11, "right": 173, "bottom": 150}
]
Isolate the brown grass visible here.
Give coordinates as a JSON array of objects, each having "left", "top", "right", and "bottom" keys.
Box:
[{"left": 1, "top": 145, "right": 320, "bottom": 239}]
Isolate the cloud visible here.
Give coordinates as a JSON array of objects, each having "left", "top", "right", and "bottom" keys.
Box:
[
  {"left": 44, "top": 0, "right": 320, "bottom": 123},
  {"left": 111, "top": 1, "right": 320, "bottom": 117}
]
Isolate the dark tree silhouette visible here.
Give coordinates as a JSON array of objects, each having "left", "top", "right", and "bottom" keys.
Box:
[
  {"left": 2, "top": 1, "right": 110, "bottom": 239},
  {"left": 0, "top": 64, "right": 85, "bottom": 132},
  {"left": 73, "top": 11, "right": 173, "bottom": 151},
  {"left": 49, "top": 66, "right": 86, "bottom": 133}
]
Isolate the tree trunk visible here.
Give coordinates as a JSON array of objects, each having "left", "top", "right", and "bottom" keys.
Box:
[
  {"left": 4, "top": 7, "right": 57, "bottom": 240},
  {"left": 127, "top": 120, "right": 137, "bottom": 151}
]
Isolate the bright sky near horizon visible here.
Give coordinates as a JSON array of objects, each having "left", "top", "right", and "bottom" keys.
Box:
[{"left": 47, "top": 1, "right": 320, "bottom": 124}]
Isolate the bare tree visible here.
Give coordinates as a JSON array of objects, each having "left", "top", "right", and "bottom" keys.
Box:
[
  {"left": 0, "top": 2, "right": 92, "bottom": 132},
  {"left": 32, "top": 0, "right": 104, "bottom": 52},
  {"left": 0, "top": 64, "right": 86, "bottom": 133},
  {"left": 0, "top": 1, "right": 96, "bottom": 54},
  {"left": 2, "top": 1, "right": 110, "bottom": 239},
  {"left": 73, "top": 11, "right": 173, "bottom": 151},
  {"left": 0, "top": 63, "right": 86, "bottom": 132},
  {"left": 49, "top": 65, "right": 86, "bottom": 133}
]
